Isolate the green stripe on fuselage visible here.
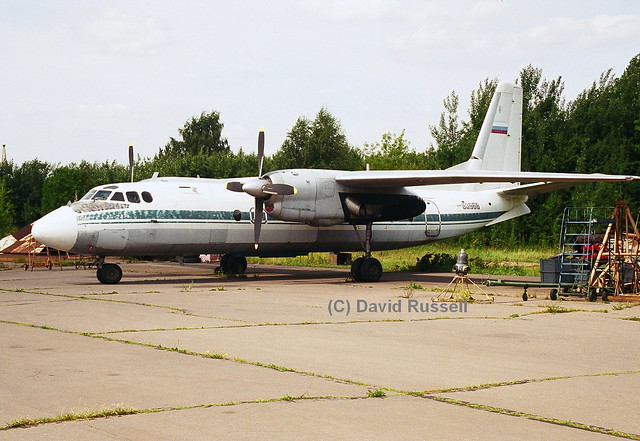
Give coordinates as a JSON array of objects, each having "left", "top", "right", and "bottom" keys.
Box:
[
  {"left": 78, "top": 209, "right": 248, "bottom": 222},
  {"left": 77, "top": 209, "right": 506, "bottom": 225}
]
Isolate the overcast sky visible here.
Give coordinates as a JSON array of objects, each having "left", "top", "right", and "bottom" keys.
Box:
[{"left": 1, "top": 1, "right": 639, "bottom": 167}]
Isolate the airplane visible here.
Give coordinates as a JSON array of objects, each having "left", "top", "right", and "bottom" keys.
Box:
[{"left": 31, "top": 82, "right": 640, "bottom": 284}]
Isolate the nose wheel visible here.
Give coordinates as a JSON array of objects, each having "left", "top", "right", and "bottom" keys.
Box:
[
  {"left": 350, "top": 223, "right": 383, "bottom": 282},
  {"left": 96, "top": 262, "right": 123, "bottom": 284}
]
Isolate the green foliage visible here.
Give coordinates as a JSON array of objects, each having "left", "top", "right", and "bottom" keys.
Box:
[
  {"left": 413, "top": 253, "right": 455, "bottom": 272},
  {"left": 362, "top": 130, "right": 425, "bottom": 170},
  {"left": 40, "top": 165, "right": 88, "bottom": 214},
  {"left": 0, "top": 179, "right": 16, "bottom": 236},
  {"left": 4, "top": 159, "right": 51, "bottom": 227},
  {"left": 427, "top": 89, "right": 465, "bottom": 168},
  {"left": 158, "top": 110, "right": 230, "bottom": 157},
  {"left": 367, "top": 389, "right": 386, "bottom": 397},
  {"left": 271, "top": 108, "right": 363, "bottom": 170},
  {"left": 140, "top": 149, "right": 259, "bottom": 179}
]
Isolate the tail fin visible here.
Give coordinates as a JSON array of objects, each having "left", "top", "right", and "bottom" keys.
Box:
[{"left": 449, "top": 82, "right": 522, "bottom": 173}]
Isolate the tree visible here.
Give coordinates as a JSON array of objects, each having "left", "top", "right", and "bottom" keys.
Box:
[
  {"left": 8, "top": 160, "right": 51, "bottom": 227},
  {"left": 158, "top": 111, "right": 230, "bottom": 157},
  {"left": 427, "top": 90, "right": 463, "bottom": 169},
  {"left": 40, "top": 166, "right": 87, "bottom": 215},
  {"left": 271, "top": 108, "right": 363, "bottom": 170},
  {"left": 0, "top": 179, "right": 15, "bottom": 236},
  {"left": 362, "top": 131, "right": 425, "bottom": 170}
]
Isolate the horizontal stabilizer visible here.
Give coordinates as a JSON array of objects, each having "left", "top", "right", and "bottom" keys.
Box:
[{"left": 485, "top": 203, "right": 531, "bottom": 226}]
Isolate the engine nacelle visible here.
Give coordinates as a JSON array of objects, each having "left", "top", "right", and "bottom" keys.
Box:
[{"left": 264, "top": 170, "right": 345, "bottom": 226}]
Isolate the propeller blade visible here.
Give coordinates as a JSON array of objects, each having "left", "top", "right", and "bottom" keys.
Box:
[
  {"left": 261, "top": 183, "right": 296, "bottom": 196},
  {"left": 226, "top": 181, "right": 245, "bottom": 192},
  {"left": 254, "top": 198, "right": 263, "bottom": 249},
  {"left": 128, "top": 144, "right": 134, "bottom": 182},
  {"left": 257, "top": 129, "right": 265, "bottom": 177}
]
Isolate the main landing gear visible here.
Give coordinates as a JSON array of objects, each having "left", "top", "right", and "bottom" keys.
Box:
[
  {"left": 96, "top": 258, "right": 123, "bottom": 284},
  {"left": 350, "top": 223, "right": 383, "bottom": 283},
  {"left": 219, "top": 255, "right": 248, "bottom": 275}
]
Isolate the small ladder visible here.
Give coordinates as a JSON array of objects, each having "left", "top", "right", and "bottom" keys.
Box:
[{"left": 558, "top": 207, "right": 612, "bottom": 293}]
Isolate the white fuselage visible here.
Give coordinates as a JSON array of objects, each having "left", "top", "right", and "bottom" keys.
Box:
[{"left": 34, "top": 174, "right": 526, "bottom": 258}]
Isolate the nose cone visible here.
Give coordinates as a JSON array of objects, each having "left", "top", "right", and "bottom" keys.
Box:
[{"left": 32, "top": 206, "right": 78, "bottom": 252}]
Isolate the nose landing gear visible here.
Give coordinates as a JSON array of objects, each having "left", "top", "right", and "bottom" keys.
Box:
[{"left": 96, "top": 258, "right": 123, "bottom": 284}]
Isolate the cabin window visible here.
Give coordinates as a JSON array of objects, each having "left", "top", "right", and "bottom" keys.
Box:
[
  {"left": 81, "top": 190, "right": 97, "bottom": 200},
  {"left": 92, "top": 190, "right": 112, "bottom": 201},
  {"left": 141, "top": 191, "right": 153, "bottom": 203},
  {"left": 126, "top": 191, "right": 141, "bottom": 203},
  {"left": 111, "top": 192, "right": 125, "bottom": 201}
]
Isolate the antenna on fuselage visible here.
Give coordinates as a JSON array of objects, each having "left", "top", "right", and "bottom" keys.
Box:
[{"left": 128, "top": 144, "right": 134, "bottom": 182}]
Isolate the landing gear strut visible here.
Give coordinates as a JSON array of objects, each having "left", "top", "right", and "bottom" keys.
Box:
[
  {"left": 350, "top": 223, "right": 383, "bottom": 282},
  {"left": 96, "top": 258, "right": 123, "bottom": 284},
  {"left": 220, "top": 255, "right": 248, "bottom": 275}
]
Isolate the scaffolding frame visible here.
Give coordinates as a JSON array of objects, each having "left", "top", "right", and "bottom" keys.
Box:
[{"left": 588, "top": 200, "right": 640, "bottom": 298}]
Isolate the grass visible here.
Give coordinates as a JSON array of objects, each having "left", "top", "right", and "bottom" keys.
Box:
[
  {"left": 1, "top": 406, "right": 138, "bottom": 430},
  {"left": 248, "top": 242, "right": 554, "bottom": 276},
  {"left": 367, "top": 389, "right": 386, "bottom": 398},
  {"left": 538, "top": 303, "right": 579, "bottom": 314},
  {"left": 613, "top": 302, "right": 640, "bottom": 311},
  {"left": 180, "top": 281, "right": 194, "bottom": 292},
  {"left": 400, "top": 281, "right": 426, "bottom": 298}
]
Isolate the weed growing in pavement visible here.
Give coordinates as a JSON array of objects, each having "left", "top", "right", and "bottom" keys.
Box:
[{"left": 367, "top": 389, "right": 386, "bottom": 398}]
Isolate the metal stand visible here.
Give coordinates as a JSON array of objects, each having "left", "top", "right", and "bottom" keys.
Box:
[{"left": 435, "top": 273, "right": 493, "bottom": 303}]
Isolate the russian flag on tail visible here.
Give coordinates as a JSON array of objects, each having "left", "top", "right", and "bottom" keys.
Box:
[{"left": 491, "top": 125, "right": 508, "bottom": 134}]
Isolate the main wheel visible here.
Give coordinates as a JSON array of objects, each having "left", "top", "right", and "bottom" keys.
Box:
[
  {"left": 227, "top": 256, "right": 247, "bottom": 275},
  {"left": 587, "top": 287, "right": 597, "bottom": 302},
  {"left": 350, "top": 257, "right": 365, "bottom": 281},
  {"left": 359, "top": 258, "right": 383, "bottom": 283},
  {"left": 97, "top": 263, "right": 123, "bottom": 284},
  {"left": 550, "top": 289, "right": 558, "bottom": 301},
  {"left": 219, "top": 255, "right": 231, "bottom": 273}
]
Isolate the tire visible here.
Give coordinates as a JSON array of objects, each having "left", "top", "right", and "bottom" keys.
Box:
[
  {"left": 522, "top": 292, "right": 528, "bottom": 301},
  {"left": 550, "top": 289, "right": 558, "bottom": 301},
  {"left": 587, "top": 287, "right": 597, "bottom": 302},
  {"left": 219, "top": 255, "right": 230, "bottom": 273},
  {"left": 97, "top": 263, "right": 123, "bottom": 284},
  {"left": 350, "top": 257, "right": 365, "bottom": 281},
  {"left": 359, "top": 258, "right": 383, "bottom": 283},
  {"left": 228, "top": 256, "right": 247, "bottom": 275}
]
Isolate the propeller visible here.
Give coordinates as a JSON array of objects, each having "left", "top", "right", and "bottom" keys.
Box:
[
  {"left": 128, "top": 144, "right": 134, "bottom": 182},
  {"left": 225, "top": 129, "right": 296, "bottom": 249}
]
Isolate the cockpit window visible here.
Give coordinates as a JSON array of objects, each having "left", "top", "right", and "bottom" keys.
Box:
[
  {"left": 126, "top": 191, "right": 141, "bottom": 203},
  {"left": 81, "top": 190, "right": 97, "bottom": 200},
  {"left": 141, "top": 191, "right": 153, "bottom": 203},
  {"left": 111, "top": 192, "right": 125, "bottom": 201},
  {"left": 92, "top": 190, "right": 112, "bottom": 201}
]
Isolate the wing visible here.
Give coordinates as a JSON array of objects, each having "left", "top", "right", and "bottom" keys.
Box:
[{"left": 335, "top": 170, "right": 639, "bottom": 190}]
